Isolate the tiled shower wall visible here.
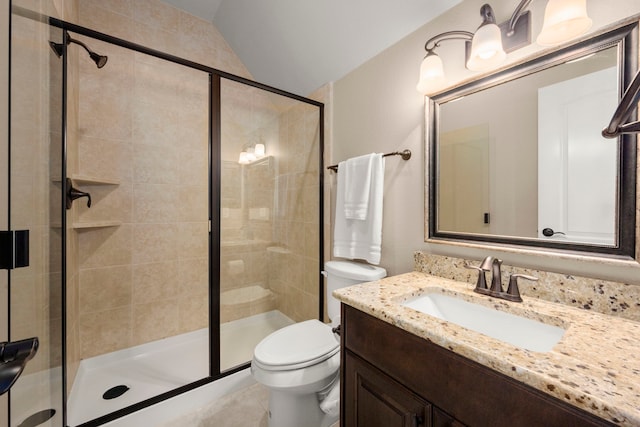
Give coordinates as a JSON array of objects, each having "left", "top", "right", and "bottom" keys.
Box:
[
  {"left": 67, "top": 0, "right": 326, "bottom": 370},
  {"left": 66, "top": 0, "right": 253, "bottom": 370},
  {"left": 218, "top": 81, "right": 324, "bottom": 324},
  {"left": 74, "top": 1, "right": 224, "bottom": 359},
  {"left": 73, "top": 50, "right": 210, "bottom": 358},
  {"left": 269, "top": 100, "right": 322, "bottom": 322}
]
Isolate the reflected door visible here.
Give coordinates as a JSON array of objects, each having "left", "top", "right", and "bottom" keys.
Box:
[
  {"left": 438, "top": 125, "right": 490, "bottom": 234},
  {"left": 538, "top": 67, "right": 618, "bottom": 245}
]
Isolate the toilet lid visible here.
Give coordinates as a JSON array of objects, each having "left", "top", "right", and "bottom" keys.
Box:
[{"left": 254, "top": 319, "right": 339, "bottom": 370}]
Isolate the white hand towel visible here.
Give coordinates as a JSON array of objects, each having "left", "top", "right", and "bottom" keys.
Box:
[
  {"left": 333, "top": 153, "right": 384, "bottom": 265},
  {"left": 343, "top": 154, "right": 375, "bottom": 220}
]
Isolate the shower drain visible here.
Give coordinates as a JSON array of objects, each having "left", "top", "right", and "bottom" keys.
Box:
[
  {"left": 18, "top": 409, "right": 56, "bottom": 427},
  {"left": 103, "top": 384, "right": 130, "bottom": 400}
]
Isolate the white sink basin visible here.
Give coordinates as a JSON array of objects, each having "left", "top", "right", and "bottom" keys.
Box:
[{"left": 402, "top": 293, "right": 565, "bottom": 352}]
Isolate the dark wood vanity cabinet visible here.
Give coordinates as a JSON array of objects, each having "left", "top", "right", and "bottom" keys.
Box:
[
  {"left": 345, "top": 351, "right": 432, "bottom": 427},
  {"left": 340, "top": 305, "right": 615, "bottom": 427}
]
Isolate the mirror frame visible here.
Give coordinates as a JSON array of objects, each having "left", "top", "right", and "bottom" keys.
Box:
[{"left": 426, "top": 21, "right": 638, "bottom": 260}]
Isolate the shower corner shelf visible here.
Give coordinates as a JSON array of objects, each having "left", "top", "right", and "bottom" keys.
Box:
[
  {"left": 73, "top": 220, "right": 122, "bottom": 230},
  {"left": 69, "top": 174, "right": 120, "bottom": 186},
  {"left": 52, "top": 174, "right": 120, "bottom": 186}
]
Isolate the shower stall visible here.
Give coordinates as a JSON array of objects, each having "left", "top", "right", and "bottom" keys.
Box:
[{"left": 4, "top": 2, "right": 324, "bottom": 426}]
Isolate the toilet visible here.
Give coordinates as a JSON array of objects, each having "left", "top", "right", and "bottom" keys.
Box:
[{"left": 251, "top": 260, "right": 386, "bottom": 427}]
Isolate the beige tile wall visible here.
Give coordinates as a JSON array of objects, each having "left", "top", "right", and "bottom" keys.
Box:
[
  {"left": 71, "top": 0, "right": 238, "bottom": 359},
  {"left": 219, "top": 77, "right": 326, "bottom": 324},
  {"left": 269, "top": 100, "right": 323, "bottom": 322},
  {"left": 220, "top": 158, "right": 275, "bottom": 323},
  {"left": 68, "top": 0, "right": 325, "bottom": 360},
  {"left": 73, "top": 52, "right": 209, "bottom": 358}
]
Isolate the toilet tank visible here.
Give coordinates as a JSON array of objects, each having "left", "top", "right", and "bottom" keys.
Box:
[{"left": 324, "top": 260, "right": 386, "bottom": 324}]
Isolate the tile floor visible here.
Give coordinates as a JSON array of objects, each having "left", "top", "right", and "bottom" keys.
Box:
[
  {"left": 160, "top": 382, "right": 340, "bottom": 426},
  {"left": 160, "top": 383, "right": 269, "bottom": 426}
]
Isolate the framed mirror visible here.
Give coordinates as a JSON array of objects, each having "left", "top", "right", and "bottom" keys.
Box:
[{"left": 426, "top": 21, "right": 638, "bottom": 258}]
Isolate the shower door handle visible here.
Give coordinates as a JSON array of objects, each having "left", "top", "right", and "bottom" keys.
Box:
[{"left": 66, "top": 178, "right": 92, "bottom": 209}]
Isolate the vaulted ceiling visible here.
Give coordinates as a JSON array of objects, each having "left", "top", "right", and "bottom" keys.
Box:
[{"left": 162, "top": 0, "right": 461, "bottom": 96}]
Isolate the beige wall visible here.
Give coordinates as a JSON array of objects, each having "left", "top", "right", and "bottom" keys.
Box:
[{"left": 333, "top": 0, "right": 640, "bottom": 284}]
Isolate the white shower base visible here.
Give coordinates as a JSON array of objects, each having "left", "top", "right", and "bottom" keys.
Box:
[
  {"left": 67, "top": 310, "right": 293, "bottom": 426},
  {"left": 9, "top": 366, "right": 63, "bottom": 427}
]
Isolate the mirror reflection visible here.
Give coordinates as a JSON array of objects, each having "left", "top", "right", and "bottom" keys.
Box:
[
  {"left": 438, "top": 46, "right": 617, "bottom": 245},
  {"left": 428, "top": 23, "right": 637, "bottom": 257}
]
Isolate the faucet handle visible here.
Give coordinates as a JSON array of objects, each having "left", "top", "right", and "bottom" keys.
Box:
[
  {"left": 464, "top": 264, "right": 488, "bottom": 291},
  {"left": 504, "top": 274, "right": 538, "bottom": 302}
]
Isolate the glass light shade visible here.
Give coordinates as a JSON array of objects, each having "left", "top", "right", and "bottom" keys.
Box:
[
  {"left": 467, "top": 23, "right": 506, "bottom": 71},
  {"left": 416, "top": 53, "right": 446, "bottom": 95},
  {"left": 238, "top": 151, "right": 250, "bottom": 164},
  {"left": 254, "top": 143, "right": 265, "bottom": 157},
  {"left": 536, "top": 0, "right": 592, "bottom": 46}
]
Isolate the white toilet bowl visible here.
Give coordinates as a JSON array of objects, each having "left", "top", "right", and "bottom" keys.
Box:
[
  {"left": 251, "top": 319, "right": 340, "bottom": 427},
  {"left": 251, "top": 260, "right": 386, "bottom": 427}
]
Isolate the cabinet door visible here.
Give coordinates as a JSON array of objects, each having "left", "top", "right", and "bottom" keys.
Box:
[
  {"left": 344, "top": 351, "right": 430, "bottom": 427},
  {"left": 433, "top": 407, "right": 466, "bottom": 427}
]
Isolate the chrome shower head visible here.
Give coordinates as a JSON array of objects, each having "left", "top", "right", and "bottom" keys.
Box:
[{"left": 48, "top": 32, "right": 108, "bottom": 69}]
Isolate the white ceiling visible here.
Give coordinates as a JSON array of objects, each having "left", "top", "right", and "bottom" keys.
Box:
[{"left": 161, "top": 0, "right": 461, "bottom": 96}]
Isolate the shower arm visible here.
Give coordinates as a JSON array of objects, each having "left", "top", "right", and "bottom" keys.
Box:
[
  {"left": 67, "top": 36, "right": 93, "bottom": 57},
  {"left": 49, "top": 31, "right": 108, "bottom": 69}
]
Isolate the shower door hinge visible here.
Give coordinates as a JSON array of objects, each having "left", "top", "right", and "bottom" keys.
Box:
[{"left": 0, "top": 230, "right": 30, "bottom": 270}]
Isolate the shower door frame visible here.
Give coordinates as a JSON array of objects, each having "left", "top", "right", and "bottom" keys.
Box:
[{"left": 8, "top": 6, "right": 326, "bottom": 427}]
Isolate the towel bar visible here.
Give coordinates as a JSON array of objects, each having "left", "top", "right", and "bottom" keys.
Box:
[{"left": 327, "top": 149, "right": 411, "bottom": 172}]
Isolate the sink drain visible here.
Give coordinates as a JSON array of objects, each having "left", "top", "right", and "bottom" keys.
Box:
[
  {"left": 103, "top": 384, "right": 130, "bottom": 400},
  {"left": 18, "top": 409, "right": 56, "bottom": 427}
]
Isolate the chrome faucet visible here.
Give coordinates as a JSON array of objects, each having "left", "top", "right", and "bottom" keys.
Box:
[{"left": 465, "top": 257, "right": 537, "bottom": 302}]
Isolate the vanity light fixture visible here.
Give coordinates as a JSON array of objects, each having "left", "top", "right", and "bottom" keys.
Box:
[
  {"left": 417, "top": 0, "right": 592, "bottom": 95},
  {"left": 238, "top": 151, "right": 252, "bottom": 165},
  {"left": 416, "top": 31, "right": 473, "bottom": 94},
  {"left": 238, "top": 143, "right": 267, "bottom": 165}
]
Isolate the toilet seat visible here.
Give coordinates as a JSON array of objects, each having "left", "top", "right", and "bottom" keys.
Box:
[{"left": 253, "top": 319, "right": 339, "bottom": 371}]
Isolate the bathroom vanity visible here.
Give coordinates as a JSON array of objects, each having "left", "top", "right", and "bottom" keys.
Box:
[{"left": 336, "top": 272, "right": 640, "bottom": 427}]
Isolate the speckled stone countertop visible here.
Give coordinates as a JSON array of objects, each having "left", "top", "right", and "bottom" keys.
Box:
[{"left": 334, "top": 272, "right": 640, "bottom": 426}]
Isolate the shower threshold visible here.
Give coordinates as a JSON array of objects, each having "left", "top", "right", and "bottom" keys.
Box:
[{"left": 67, "top": 310, "right": 293, "bottom": 426}]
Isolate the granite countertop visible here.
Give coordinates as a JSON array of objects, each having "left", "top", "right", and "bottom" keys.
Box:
[{"left": 333, "top": 271, "right": 640, "bottom": 426}]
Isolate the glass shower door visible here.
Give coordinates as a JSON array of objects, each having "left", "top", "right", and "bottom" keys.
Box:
[
  {"left": 7, "top": 9, "right": 65, "bottom": 427},
  {"left": 219, "top": 78, "right": 322, "bottom": 372}
]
